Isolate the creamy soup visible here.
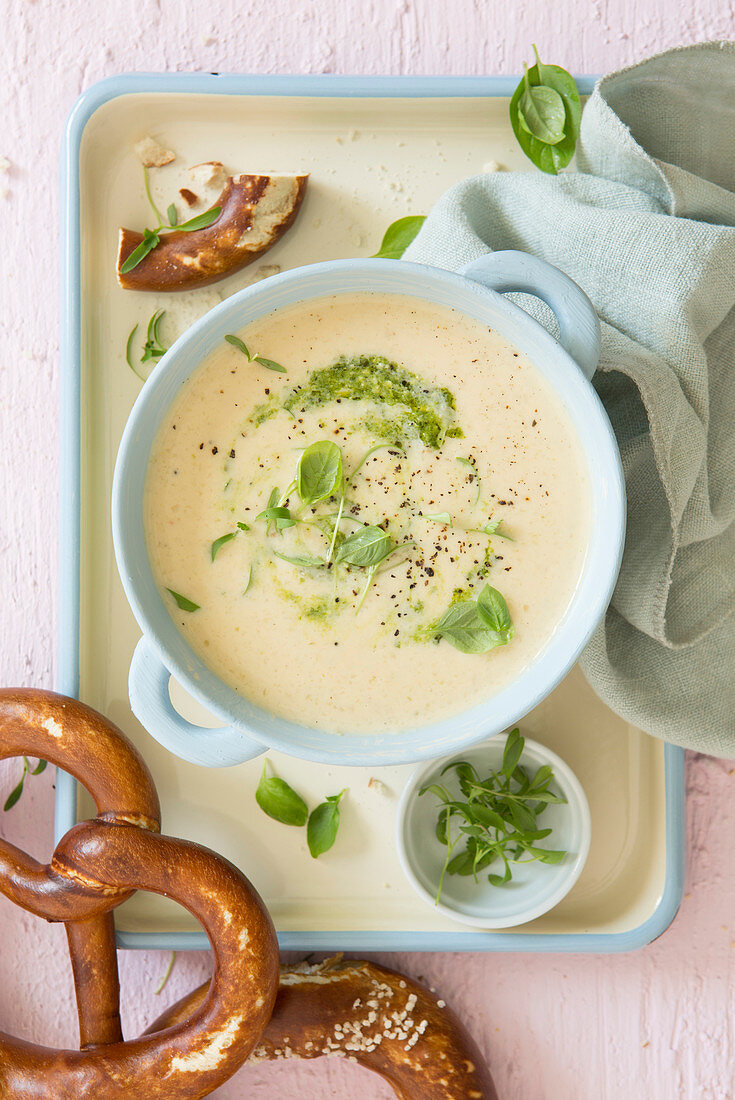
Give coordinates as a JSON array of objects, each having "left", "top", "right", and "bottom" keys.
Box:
[{"left": 145, "top": 293, "right": 590, "bottom": 734}]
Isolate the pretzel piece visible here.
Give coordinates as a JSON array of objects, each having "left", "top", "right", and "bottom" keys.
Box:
[
  {"left": 117, "top": 172, "right": 308, "bottom": 292},
  {"left": 148, "top": 956, "right": 499, "bottom": 1100},
  {"left": 0, "top": 688, "right": 280, "bottom": 1100}
]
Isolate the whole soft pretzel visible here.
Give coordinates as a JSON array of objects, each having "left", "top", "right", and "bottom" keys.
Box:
[
  {"left": 0, "top": 689, "right": 498, "bottom": 1099},
  {"left": 150, "top": 955, "right": 499, "bottom": 1099},
  {"left": 0, "top": 689, "right": 279, "bottom": 1099}
]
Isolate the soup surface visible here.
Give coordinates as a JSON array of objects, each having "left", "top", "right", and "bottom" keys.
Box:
[{"left": 145, "top": 292, "right": 589, "bottom": 733}]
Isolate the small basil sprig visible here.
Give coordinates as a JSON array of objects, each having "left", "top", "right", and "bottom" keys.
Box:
[
  {"left": 371, "top": 215, "right": 426, "bottom": 259},
  {"left": 335, "top": 525, "right": 394, "bottom": 568},
  {"left": 420, "top": 728, "right": 567, "bottom": 903},
  {"left": 436, "top": 583, "right": 513, "bottom": 654},
  {"left": 120, "top": 167, "right": 222, "bottom": 273},
  {"left": 255, "top": 761, "right": 346, "bottom": 859},
  {"left": 296, "top": 440, "right": 343, "bottom": 508},
  {"left": 225, "top": 333, "right": 286, "bottom": 373},
  {"left": 509, "top": 46, "right": 581, "bottom": 174},
  {"left": 3, "top": 756, "right": 47, "bottom": 813},
  {"left": 307, "top": 790, "right": 346, "bottom": 858}
]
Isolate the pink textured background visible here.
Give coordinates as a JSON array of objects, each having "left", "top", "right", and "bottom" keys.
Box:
[{"left": 2, "top": 3, "right": 735, "bottom": 1097}]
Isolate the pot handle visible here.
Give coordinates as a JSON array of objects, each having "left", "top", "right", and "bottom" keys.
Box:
[
  {"left": 128, "top": 634, "right": 265, "bottom": 768},
  {"left": 460, "top": 251, "right": 601, "bottom": 381}
]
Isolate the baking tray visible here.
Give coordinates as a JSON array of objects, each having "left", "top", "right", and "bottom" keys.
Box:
[{"left": 56, "top": 73, "right": 685, "bottom": 952}]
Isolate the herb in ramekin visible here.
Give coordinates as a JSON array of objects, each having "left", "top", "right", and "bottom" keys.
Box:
[{"left": 420, "top": 728, "right": 567, "bottom": 903}]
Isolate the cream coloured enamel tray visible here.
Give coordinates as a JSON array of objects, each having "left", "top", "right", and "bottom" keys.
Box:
[{"left": 57, "top": 74, "right": 684, "bottom": 952}]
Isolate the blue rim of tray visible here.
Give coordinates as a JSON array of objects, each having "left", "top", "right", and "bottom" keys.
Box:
[{"left": 56, "top": 71, "right": 685, "bottom": 953}]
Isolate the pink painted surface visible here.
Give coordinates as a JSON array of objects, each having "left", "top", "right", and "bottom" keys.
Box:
[{"left": 1, "top": 3, "right": 734, "bottom": 1096}]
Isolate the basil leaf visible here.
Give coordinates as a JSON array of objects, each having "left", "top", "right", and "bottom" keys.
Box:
[
  {"left": 273, "top": 551, "right": 326, "bottom": 569},
  {"left": 225, "top": 334, "right": 252, "bottom": 358},
  {"left": 211, "top": 532, "right": 236, "bottom": 560},
  {"left": 167, "top": 203, "right": 178, "bottom": 226},
  {"left": 254, "top": 356, "right": 287, "bottom": 373},
  {"left": 296, "top": 440, "right": 343, "bottom": 508},
  {"left": 509, "top": 46, "right": 581, "bottom": 174},
  {"left": 3, "top": 774, "right": 25, "bottom": 812},
  {"left": 502, "top": 728, "right": 524, "bottom": 777},
  {"left": 371, "top": 215, "right": 426, "bottom": 259},
  {"left": 165, "top": 588, "right": 200, "bottom": 612},
  {"left": 120, "top": 228, "right": 160, "bottom": 273},
  {"left": 435, "top": 600, "right": 503, "bottom": 654},
  {"left": 307, "top": 790, "right": 345, "bottom": 858},
  {"left": 336, "top": 525, "right": 393, "bottom": 568},
  {"left": 176, "top": 206, "right": 222, "bottom": 232},
  {"left": 477, "top": 584, "right": 513, "bottom": 637},
  {"left": 255, "top": 761, "right": 308, "bottom": 826},
  {"left": 519, "top": 79, "right": 566, "bottom": 145}
]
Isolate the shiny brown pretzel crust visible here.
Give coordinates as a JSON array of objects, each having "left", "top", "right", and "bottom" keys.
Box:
[
  {"left": 0, "top": 689, "right": 279, "bottom": 1099},
  {"left": 150, "top": 956, "right": 499, "bottom": 1099},
  {"left": 0, "top": 689, "right": 498, "bottom": 1099}
]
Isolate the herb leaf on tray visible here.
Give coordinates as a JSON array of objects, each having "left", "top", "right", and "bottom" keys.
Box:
[
  {"left": 372, "top": 215, "right": 426, "bottom": 259},
  {"left": 255, "top": 761, "right": 309, "bottom": 826},
  {"left": 420, "top": 728, "right": 567, "bottom": 903},
  {"left": 509, "top": 45, "right": 581, "bottom": 174},
  {"left": 307, "top": 790, "right": 346, "bottom": 858}
]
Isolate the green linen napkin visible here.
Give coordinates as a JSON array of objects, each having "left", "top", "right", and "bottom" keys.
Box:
[{"left": 405, "top": 41, "right": 735, "bottom": 755}]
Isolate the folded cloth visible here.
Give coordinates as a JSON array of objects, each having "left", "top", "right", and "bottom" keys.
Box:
[{"left": 405, "top": 41, "right": 735, "bottom": 755}]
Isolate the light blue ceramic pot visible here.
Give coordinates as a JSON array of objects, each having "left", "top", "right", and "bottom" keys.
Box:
[{"left": 112, "top": 252, "right": 625, "bottom": 768}]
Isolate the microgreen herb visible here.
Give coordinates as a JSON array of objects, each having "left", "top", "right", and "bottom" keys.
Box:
[
  {"left": 211, "top": 522, "right": 250, "bottom": 561},
  {"left": 509, "top": 46, "right": 581, "bottom": 174},
  {"left": 457, "top": 456, "right": 482, "bottom": 505},
  {"left": 121, "top": 166, "right": 222, "bottom": 273},
  {"left": 422, "top": 511, "right": 453, "bottom": 527},
  {"left": 476, "top": 519, "right": 513, "bottom": 540},
  {"left": 211, "top": 532, "right": 236, "bottom": 560},
  {"left": 371, "top": 215, "right": 426, "bottom": 259},
  {"left": 3, "top": 756, "right": 47, "bottom": 813},
  {"left": 254, "top": 356, "right": 287, "bottom": 373},
  {"left": 273, "top": 551, "right": 326, "bottom": 569},
  {"left": 307, "top": 790, "right": 346, "bottom": 858},
  {"left": 154, "top": 951, "right": 177, "bottom": 995},
  {"left": 224, "top": 334, "right": 286, "bottom": 372},
  {"left": 255, "top": 760, "right": 309, "bottom": 826},
  {"left": 436, "top": 583, "right": 513, "bottom": 653},
  {"left": 420, "top": 728, "right": 567, "bottom": 903},
  {"left": 225, "top": 334, "right": 251, "bottom": 356},
  {"left": 165, "top": 588, "right": 200, "bottom": 612},
  {"left": 348, "top": 442, "right": 404, "bottom": 483},
  {"left": 126, "top": 309, "right": 170, "bottom": 380},
  {"left": 243, "top": 564, "right": 253, "bottom": 595}
]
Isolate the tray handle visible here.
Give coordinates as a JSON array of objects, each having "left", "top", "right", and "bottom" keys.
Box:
[
  {"left": 461, "top": 251, "right": 601, "bottom": 381},
  {"left": 128, "top": 635, "right": 264, "bottom": 768}
]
